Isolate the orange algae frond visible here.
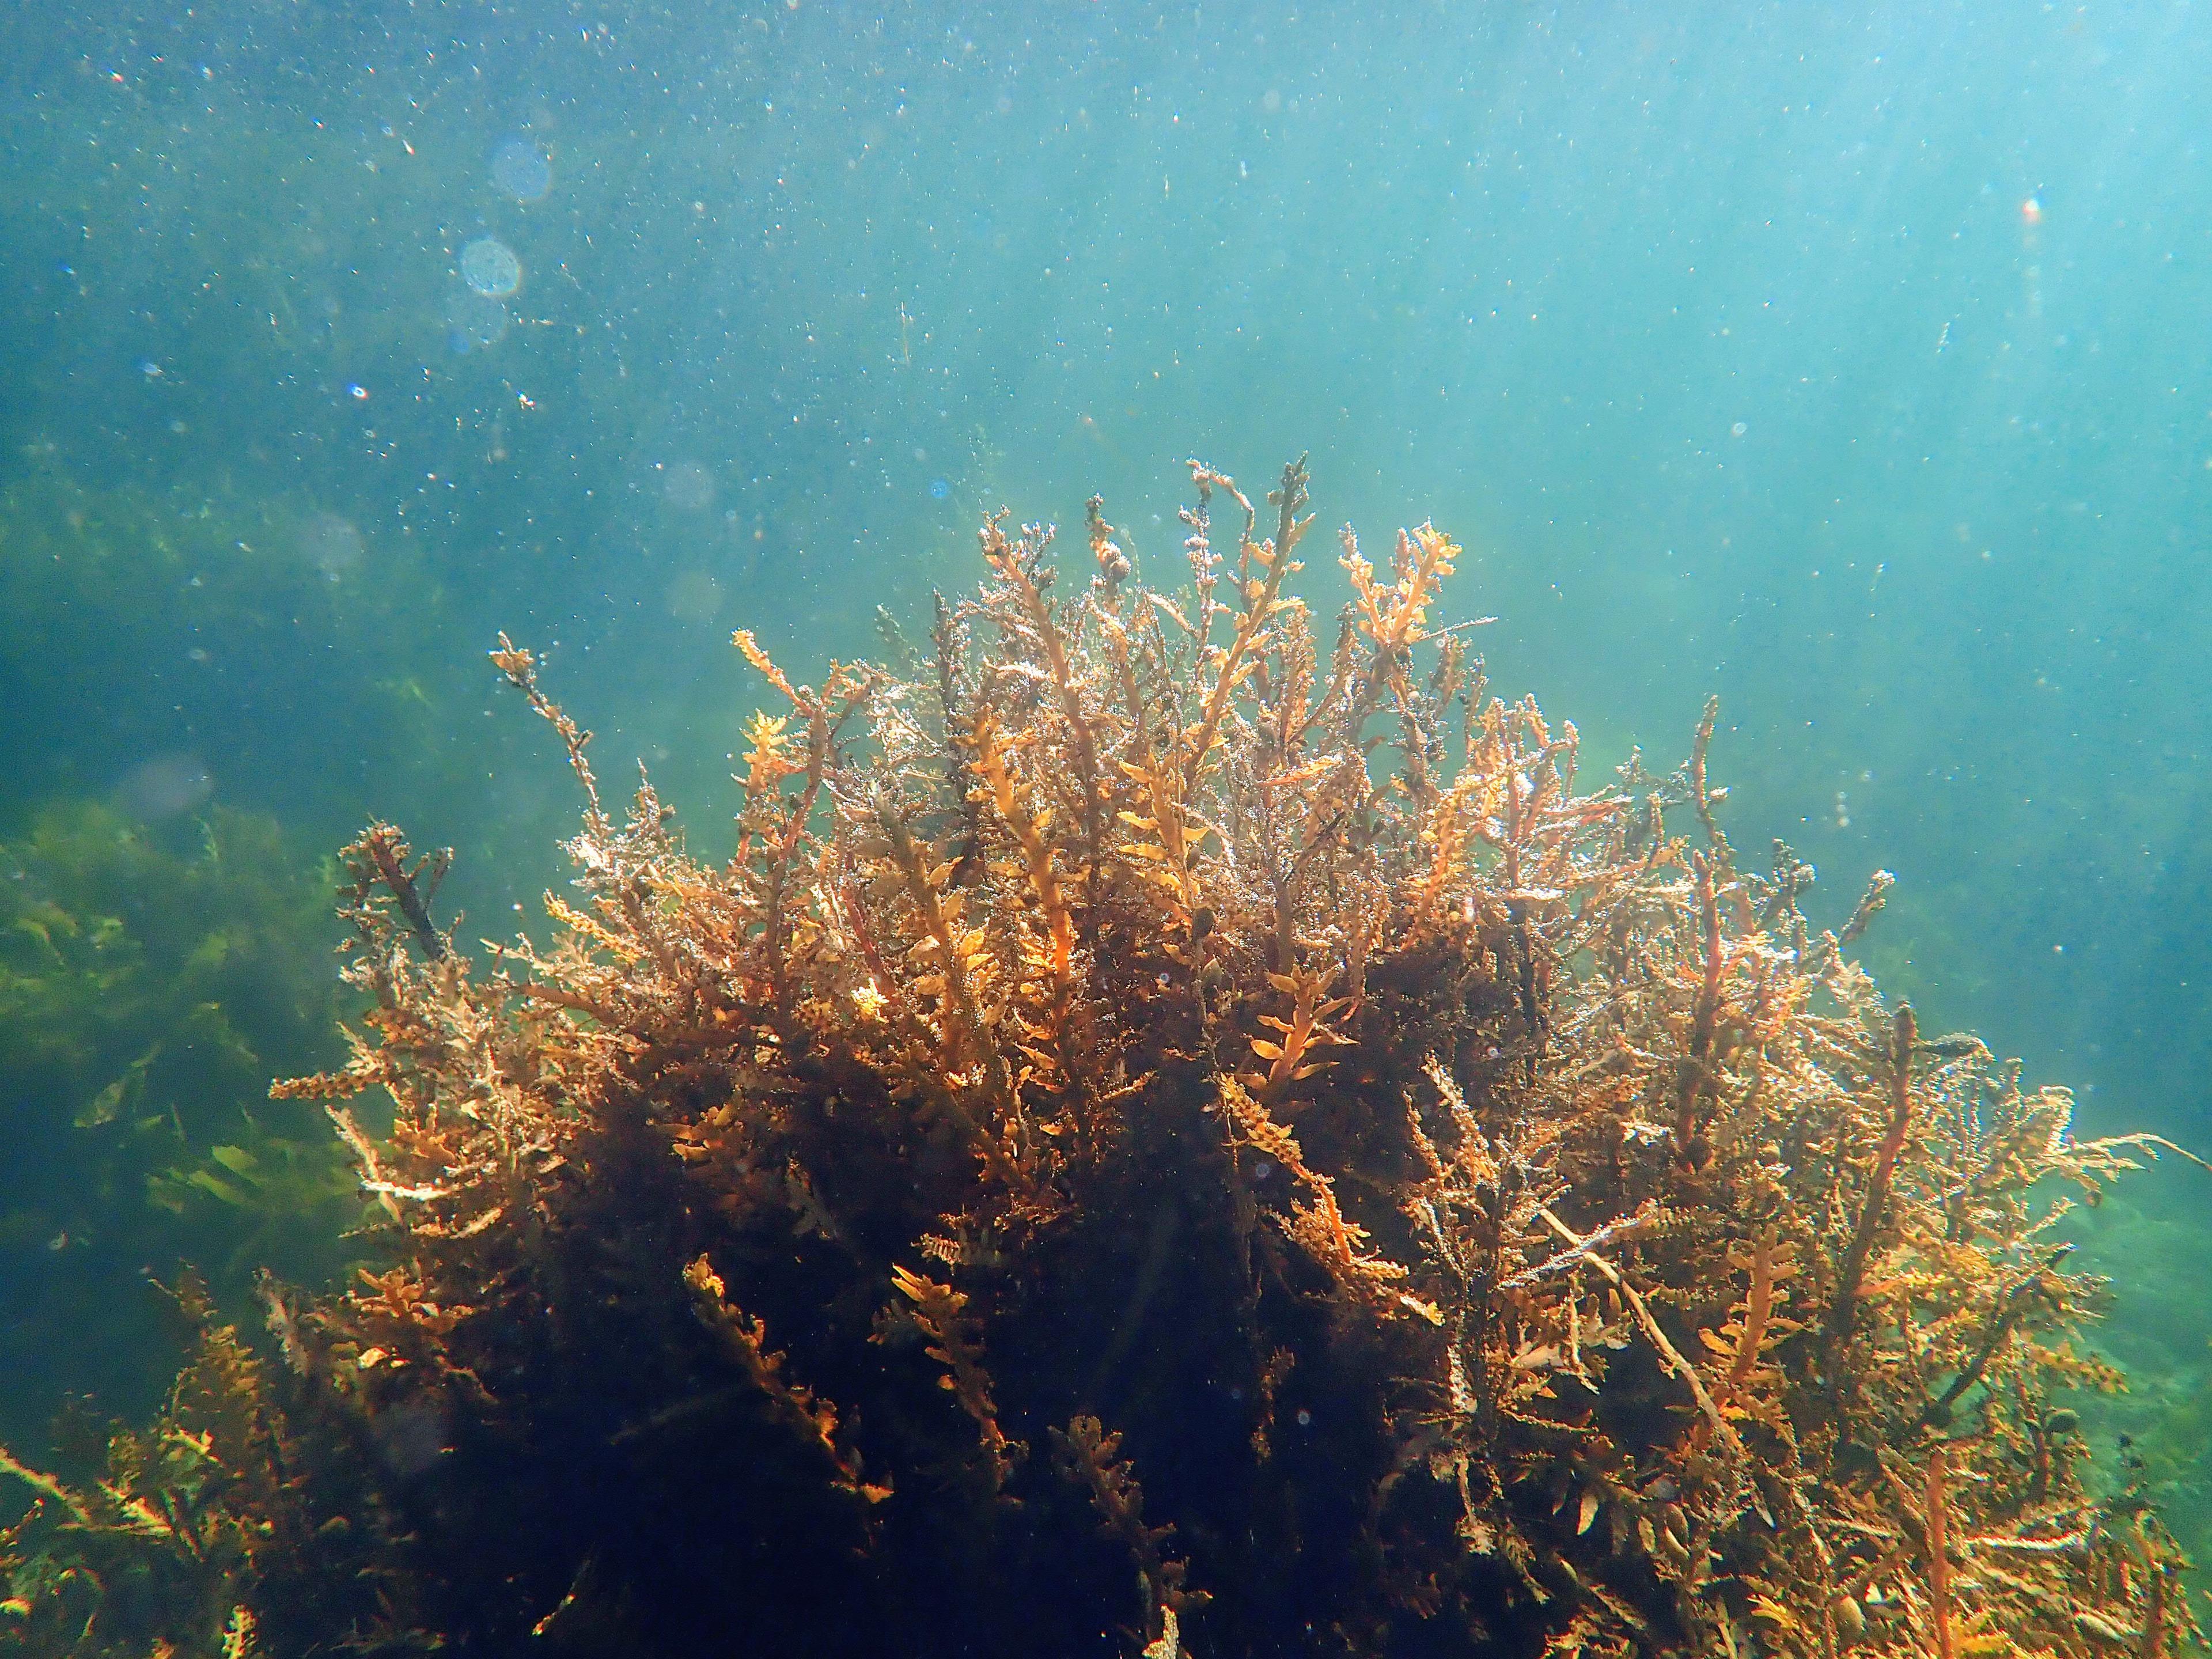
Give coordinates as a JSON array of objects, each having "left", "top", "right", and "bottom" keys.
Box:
[
  {"left": 968, "top": 711, "right": 1074, "bottom": 998},
  {"left": 1054, "top": 1412, "right": 1209, "bottom": 1647},
  {"left": 7, "top": 456, "right": 2205, "bottom": 1659},
  {"left": 687, "top": 1253, "right": 888, "bottom": 1506},
  {"left": 887, "top": 1263, "right": 1021, "bottom": 1491}
]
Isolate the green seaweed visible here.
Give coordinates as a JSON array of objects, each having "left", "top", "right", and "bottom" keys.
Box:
[
  {"left": 0, "top": 468, "right": 454, "bottom": 840},
  {"left": 0, "top": 802, "right": 368, "bottom": 1440}
]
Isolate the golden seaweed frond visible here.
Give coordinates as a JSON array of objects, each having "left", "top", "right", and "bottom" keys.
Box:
[
  {"left": 1342, "top": 522, "right": 1459, "bottom": 653},
  {"left": 889, "top": 1263, "right": 1022, "bottom": 1491},
  {"left": 1219, "top": 1076, "right": 1438, "bottom": 1324},
  {"left": 1116, "top": 744, "right": 1209, "bottom": 927},
  {"left": 732, "top": 627, "right": 806, "bottom": 710},
  {"left": 970, "top": 711, "right": 1075, "bottom": 998},
  {"left": 686, "top": 1255, "right": 889, "bottom": 1505},
  {"left": 1698, "top": 1226, "right": 1798, "bottom": 1435},
  {"left": 1053, "top": 1413, "right": 1209, "bottom": 1652},
  {"left": 1242, "top": 965, "right": 1355, "bottom": 1104},
  {"left": 221, "top": 1603, "right": 258, "bottom": 1659}
]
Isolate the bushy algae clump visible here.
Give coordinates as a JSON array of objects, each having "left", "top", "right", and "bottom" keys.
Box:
[{"left": 3, "top": 460, "right": 2202, "bottom": 1658}]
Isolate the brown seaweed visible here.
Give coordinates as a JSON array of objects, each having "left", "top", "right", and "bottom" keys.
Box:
[{"left": 4, "top": 457, "right": 2202, "bottom": 1658}]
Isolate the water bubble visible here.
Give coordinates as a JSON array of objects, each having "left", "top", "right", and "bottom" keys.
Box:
[
  {"left": 660, "top": 460, "right": 717, "bottom": 512},
  {"left": 928, "top": 477, "right": 950, "bottom": 500},
  {"left": 116, "top": 753, "right": 213, "bottom": 820},
  {"left": 444, "top": 286, "right": 510, "bottom": 353},
  {"left": 490, "top": 136, "right": 552, "bottom": 203},
  {"left": 300, "top": 510, "right": 365, "bottom": 578},
  {"left": 460, "top": 237, "right": 522, "bottom": 298},
  {"left": 1730, "top": 421, "right": 1748, "bottom": 437}
]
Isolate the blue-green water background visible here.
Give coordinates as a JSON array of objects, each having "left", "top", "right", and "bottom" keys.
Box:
[{"left": 3, "top": 0, "right": 2208, "bottom": 1571}]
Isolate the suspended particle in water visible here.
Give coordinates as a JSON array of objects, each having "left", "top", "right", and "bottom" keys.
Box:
[
  {"left": 116, "top": 752, "right": 213, "bottom": 820},
  {"left": 444, "top": 286, "right": 511, "bottom": 353},
  {"left": 301, "top": 509, "right": 365, "bottom": 578},
  {"left": 660, "top": 460, "right": 717, "bottom": 511},
  {"left": 665, "top": 569, "right": 724, "bottom": 624},
  {"left": 1730, "top": 421, "right": 1748, "bottom": 437},
  {"left": 490, "top": 136, "right": 552, "bottom": 203},
  {"left": 460, "top": 236, "right": 522, "bottom": 298},
  {"left": 929, "top": 478, "right": 950, "bottom": 499}
]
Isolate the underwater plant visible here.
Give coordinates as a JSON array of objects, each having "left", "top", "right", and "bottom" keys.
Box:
[
  {"left": 3, "top": 460, "right": 2202, "bottom": 1657},
  {"left": 0, "top": 803, "right": 366, "bottom": 1442},
  {"left": 0, "top": 470, "right": 459, "bottom": 844}
]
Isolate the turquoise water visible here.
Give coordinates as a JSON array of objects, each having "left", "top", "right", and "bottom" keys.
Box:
[{"left": 3, "top": 0, "right": 2209, "bottom": 1611}]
